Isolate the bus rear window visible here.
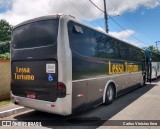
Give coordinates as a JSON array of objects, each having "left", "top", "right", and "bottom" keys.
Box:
[{"left": 12, "top": 19, "right": 59, "bottom": 49}]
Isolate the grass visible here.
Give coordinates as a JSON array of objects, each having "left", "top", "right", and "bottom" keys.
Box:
[{"left": 0, "top": 100, "right": 11, "bottom": 106}]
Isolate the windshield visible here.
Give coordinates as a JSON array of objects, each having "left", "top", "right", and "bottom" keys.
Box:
[{"left": 12, "top": 19, "right": 59, "bottom": 49}]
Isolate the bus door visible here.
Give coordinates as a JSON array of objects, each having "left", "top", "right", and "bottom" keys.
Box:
[
  {"left": 144, "top": 49, "right": 152, "bottom": 83},
  {"left": 146, "top": 59, "right": 152, "bottom": 83}
]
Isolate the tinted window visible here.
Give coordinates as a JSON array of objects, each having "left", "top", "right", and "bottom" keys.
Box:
[
  {"left": 119, "top": 43, "right": 143, "bottom": 62},
  {"left": 129, "top": 46, "right": 137, "bottom": 61},
  {"left": 129, "top": 47, "right": 144, "bottom": 61},
  {"left": 119, "top": 42, "right": 129, "bottom": 60},
  {"left": 12, "top": 19, "right": 59, "bottom": 49},
  {"left": 91, "top": 31, "right": 120, "bottom": 59},
  {"left": 68, "top": 22, "right": 92, "bottom": 56},
  {"left": 68, "top": 21, "right": 142, "bottom": 61},
  {"left": 137, "top": 50, "right": 145, "bottom": 61}
]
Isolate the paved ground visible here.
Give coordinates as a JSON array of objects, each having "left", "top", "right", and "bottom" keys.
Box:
[
  {"left": 0, "top": 104, "right": 20, "bottom": 112},
  {"left": 1, "top": 79, "right": 160, "bottom": 129}
]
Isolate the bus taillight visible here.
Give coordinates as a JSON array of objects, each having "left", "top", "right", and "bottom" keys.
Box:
[{"left": 57, "top": 82, "right": 66, "bottom": 98}]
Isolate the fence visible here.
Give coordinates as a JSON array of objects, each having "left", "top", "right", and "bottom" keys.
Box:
[{"left": 0, "top": 59, "right": 10, "bottom": 101}]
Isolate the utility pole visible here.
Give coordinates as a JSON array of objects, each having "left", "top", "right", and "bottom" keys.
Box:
[
  {"left": 155, "top": 41, "right": 160, "bottom": 52},
  {"left": 103, "top": 0, "right": 108, "bottom": 33}
]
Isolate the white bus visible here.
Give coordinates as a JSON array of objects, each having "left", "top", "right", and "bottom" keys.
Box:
[
  {"left": 145, "top": 49, "right": 160, "bottom": 79},
  {"left": 11, "top": 14, "right": 146, "bottom": 115}
]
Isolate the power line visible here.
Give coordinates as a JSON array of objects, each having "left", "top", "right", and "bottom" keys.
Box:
[
  {"left": 69, "top": 0, "right": 88, "bottom": 19},
  {"left": 79, "top": 0, "right": 104, "bottom": 28},
  {"left": 106, "top": 0, "right": 148, "bottom": 44},
  {"left": 88, "top": 0, "right": 149, "bottom": 45},
  {"left": 82, "top": 0, "right": 108, "bottom": 32},
  {"left": 108, "top": 0, "right": 142, "bottom": 32},
  {"left": 70, "top": 0, "right": 104, "bottom": 30},
  {"left": 108, "top": 15, "right": 147, "bottom": 45},
  {"left": 89, "top": 0, "right": 104, "bottom": 13}
]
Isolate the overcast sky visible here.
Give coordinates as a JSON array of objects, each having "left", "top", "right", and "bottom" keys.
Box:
[{"left": 0, "top": 0, "right": 160, "bottom": 48}]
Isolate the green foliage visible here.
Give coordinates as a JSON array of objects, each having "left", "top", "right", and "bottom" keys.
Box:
[
  {"left": 0, "top": 41, "right": 10, "bottom": 53},
  {"left": 147, "top": 45, "right": 157, "bottom": 52},
  {"left": 0, "top": 53, "right": 10, "bottom": 59},
  {"left": 0, "top": 19, "right": 12, "bottom": 42},
  {"left": 0, "top": 19, "right": 12, "bottom": 59},
  {"left": 146, "top": 45, "right": 160, "bottom": 54}
]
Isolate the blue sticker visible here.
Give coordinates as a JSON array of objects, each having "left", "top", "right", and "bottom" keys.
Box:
[{"left": 48, "top": 74, "right": 54, "bottom": 82}]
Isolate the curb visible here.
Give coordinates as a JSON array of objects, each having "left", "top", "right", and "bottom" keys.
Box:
[{"left": 0, "top": 107, "right": 30, "bottom": 118}]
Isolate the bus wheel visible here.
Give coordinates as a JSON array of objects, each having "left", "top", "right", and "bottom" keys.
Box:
[{"left": 104, "top": 84, "right": 115, "bottom": 105}]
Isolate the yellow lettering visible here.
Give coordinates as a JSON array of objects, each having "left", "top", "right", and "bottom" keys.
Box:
[
  {"left": 15, "top": 66, "right": 30, "bottom": 73},
  {"left": 14, "top": 66, "right": 34, "bottom": 81},
  {"left": 109, "top": 62, "right": 124, "bottom": 74},
  {"left": 108, "top": 62, "right": 139, "bottom": 74},
  {"left": 109, "top": 61, "right": 112, "bottom": 74},
  {"left": 126, "top": 64, "right": 139, "bottom": 73},
  {"left": 14, "top": 73, "right": 35, "bottom": 81}
]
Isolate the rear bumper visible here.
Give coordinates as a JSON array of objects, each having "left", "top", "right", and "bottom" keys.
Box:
[{"left": 11, "top": 92, "right": 72, "bottom": 116}]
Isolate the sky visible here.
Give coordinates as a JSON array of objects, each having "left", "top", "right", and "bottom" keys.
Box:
[{"left": 0, "top": 0, "right": 160, "bottom": 49}]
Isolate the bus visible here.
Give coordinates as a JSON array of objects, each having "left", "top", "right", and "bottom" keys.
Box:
[
  {"left": 11, "top": 14, "right": 147, "bottom": 115},
  {"left": 145, "top": 49, "right": 160, "bottom": 79}
]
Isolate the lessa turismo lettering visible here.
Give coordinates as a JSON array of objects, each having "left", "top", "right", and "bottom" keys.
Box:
[
  {"left": 16, "top": 66, "right": 30, "bottom": 73},
  {"left": 109, "top": 61, "right": 139, "bottom": 74},
  {"left": 14, "top": 66, "right": 35, "bottom": 80}
]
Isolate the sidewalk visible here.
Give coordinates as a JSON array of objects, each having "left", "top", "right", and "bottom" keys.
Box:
[{"left": 0, "top": 103, "right": 30, "bottom": 118}]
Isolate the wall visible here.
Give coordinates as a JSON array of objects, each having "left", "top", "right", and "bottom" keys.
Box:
[{"left": 0, "top": 59, "right": 10, "bottom": 101}]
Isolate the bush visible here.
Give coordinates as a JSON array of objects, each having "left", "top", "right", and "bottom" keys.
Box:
[
  {"left": 0, "top": 19, "right": 12, "bottom": 42},
  {"left": 0, "top": 41, "right": 10, "bottom": 54},
  {"left": 0, "top": 53, "right": 10, "bottom": 59},
  {"left": 0, "top": 19, "right": 12, "bottom": 59}
]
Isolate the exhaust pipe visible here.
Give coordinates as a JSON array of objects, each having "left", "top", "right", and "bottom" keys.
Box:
[{"left": 14, "top": 100, "right": 19, "bottom": 105}]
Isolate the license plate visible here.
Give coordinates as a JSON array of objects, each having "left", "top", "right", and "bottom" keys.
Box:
[{"left": 27, "top": 93, "right": 37, "bottom": 99}]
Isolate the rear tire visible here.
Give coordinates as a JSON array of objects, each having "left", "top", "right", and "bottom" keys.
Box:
[{"left": 104, "top": 84, "right": 115, "bottom": 105}]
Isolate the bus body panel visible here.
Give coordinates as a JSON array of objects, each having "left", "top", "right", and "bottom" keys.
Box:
[
  {"left": 57, "top": 15, "right": 72, "bottom": 115},
  {"left": 145, "top": 49, "right": 160, "bottom": 79},
  {"left": 72, "top": 73, "right": 142, "bottom": 114},
  {"left": 11, "top": 60, "right": 58, "bottom": 102},
  {"left": 152, "top": 62, "right": 158, "bottom": 79},
  {"left": 11, "top": 93, "right": 71, "bottom": 115},
  {"left": 151, "top": 62, "right": 160, "bottom": 79},
  {"left": 157, "top": 62, "right": 160, "bottom": 77}
]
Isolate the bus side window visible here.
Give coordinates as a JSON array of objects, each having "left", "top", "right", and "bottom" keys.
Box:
[
  {"left": 91, "top": 31, "right": 119, "bottom": 59},
  {"left": 119, "top": 43, "right": 130, "bottom": 61},
  {"left": 68, "top": 22, "right": 92, "bottom": 57}
]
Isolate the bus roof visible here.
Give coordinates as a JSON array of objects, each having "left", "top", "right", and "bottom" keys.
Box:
[{"left": 13, "top": 14, "right": 63, "bottom": 29}]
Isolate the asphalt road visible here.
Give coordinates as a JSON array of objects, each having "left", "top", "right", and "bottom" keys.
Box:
[{"left": 1, "top": 79, "right": 160, "bottom": 129}]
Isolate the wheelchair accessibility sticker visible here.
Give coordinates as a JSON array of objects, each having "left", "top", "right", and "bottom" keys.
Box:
[{"left": 48, "top": 74, "right": 54, "bottom": 82}]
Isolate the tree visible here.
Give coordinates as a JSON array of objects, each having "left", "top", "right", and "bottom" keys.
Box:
[
  {"left": 0, "top": 19, "right": 12, "bottom": 59},
  {"left": 143, "top": 45, "right": 160, "bottom": 54},
  {"left": 147, "top": 45, "right": 157, "bottom": 52},
  {"left": 0, "top": 19, "right": 12, "bottom": 41}
]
